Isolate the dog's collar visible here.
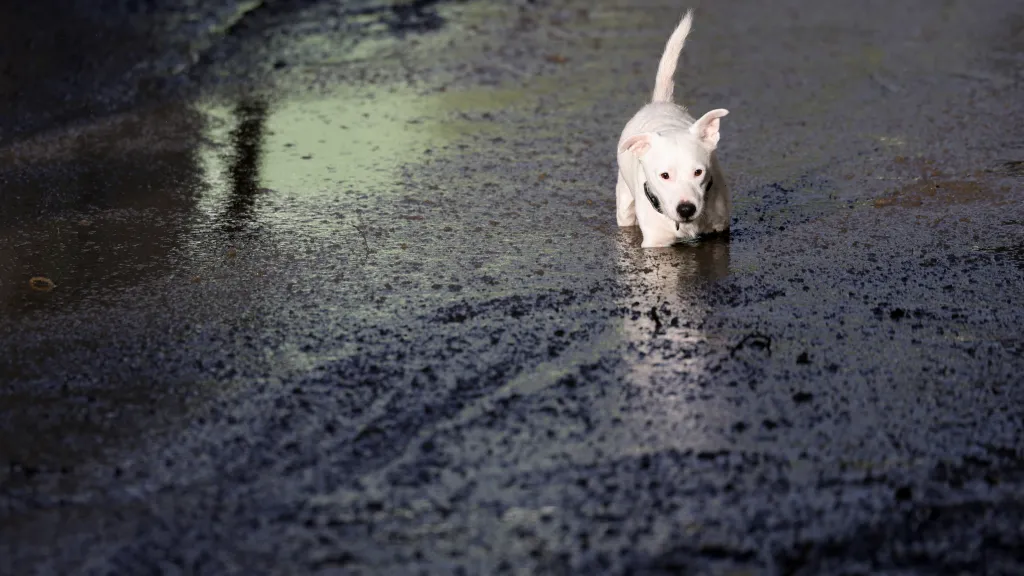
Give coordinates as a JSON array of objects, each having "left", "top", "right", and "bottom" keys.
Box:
[
  {"left": 643, "top": 181, "right": 663, "bottom": 214},
  {"left": 643, "top": 175, "right": 714, "bottom": 216}
]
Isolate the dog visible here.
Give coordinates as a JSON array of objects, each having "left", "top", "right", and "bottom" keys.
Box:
[{"left": 616, "top": 9, "right": 731, "bottom": 248}]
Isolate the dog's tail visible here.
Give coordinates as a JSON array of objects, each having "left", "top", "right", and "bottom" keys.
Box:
[{"left": 651, "top": 9, "right": 694, "bottom": 104}]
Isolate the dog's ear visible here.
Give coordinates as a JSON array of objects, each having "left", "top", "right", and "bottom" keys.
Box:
[
  {"left": 619, "top": 133, "right": 654, "bottom": 157},
  {"left": 691, "top": 109, "right": 729, "bottom": 149}
]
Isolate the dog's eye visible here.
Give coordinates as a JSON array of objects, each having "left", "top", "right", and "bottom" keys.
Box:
[
  {"left": 660, "top": 172, "right": 670, "bottom": 180},
  {"left": 694, "top": 168, "right": 703, "bottom": 177}
]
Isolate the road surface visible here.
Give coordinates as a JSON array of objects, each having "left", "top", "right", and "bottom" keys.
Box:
[{"left": 2, "top": 0, "right": 1023, "bottom": 573}]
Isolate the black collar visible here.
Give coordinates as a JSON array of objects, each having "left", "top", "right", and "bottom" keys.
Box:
[{"left": 643, "top": 181, "right": 663, "bottom": 214}]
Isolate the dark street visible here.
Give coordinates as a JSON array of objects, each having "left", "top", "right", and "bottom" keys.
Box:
[{"left": 2, "top": 0, "right": 1023, "bottom": 573}]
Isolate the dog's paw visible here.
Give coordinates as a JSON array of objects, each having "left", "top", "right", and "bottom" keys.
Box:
[{"left": 617, "top": 214, "right": 638, "bottom": 227}]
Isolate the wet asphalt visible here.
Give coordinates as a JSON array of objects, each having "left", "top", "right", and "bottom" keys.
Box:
[{"left": 2, "top": 0, "right": 1024, "bottom": 574}]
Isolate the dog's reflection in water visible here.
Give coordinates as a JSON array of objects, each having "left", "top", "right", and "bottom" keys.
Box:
[
  {"left": 617, "top": 228, "right": 731, "bottom": 294},
  {"left": 615, "top": 228, "right": 731, "bottom": 379}
]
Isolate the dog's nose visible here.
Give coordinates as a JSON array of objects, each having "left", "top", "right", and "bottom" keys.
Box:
[{"left": 676, "top": 202, "right": 696, "bottom": 220}]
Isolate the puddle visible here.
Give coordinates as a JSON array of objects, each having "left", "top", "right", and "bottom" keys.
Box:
[
  {"left": 873, "top": 178, "right": 996, "bottom": 208},
  {"left": 609, "top": 229, "right": 733, "bottom": 447},
  {"left": 614, "top": 230, "right": 731, "bottom": 372},
  {"left": 0, "top": 75, "right": 552, "bottom": 478},
  {"left": 0, "top": 78, "right": 547, "bottom": 319},
  {"left": 0, "top": 104, "right": 205, "bottom": 317},
  {"left": 871, "top": 157, "right": 1014, "bottom": 208}
]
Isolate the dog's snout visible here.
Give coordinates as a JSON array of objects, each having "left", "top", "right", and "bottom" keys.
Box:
[{"left": 677, "top": 202, "right": 697, "bottom": 220}]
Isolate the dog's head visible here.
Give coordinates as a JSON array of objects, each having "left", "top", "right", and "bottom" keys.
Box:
[{"left": 619, "top": 109, "right": 728, "bottom": 224}]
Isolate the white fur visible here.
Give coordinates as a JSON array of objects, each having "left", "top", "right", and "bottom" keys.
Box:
[{"left": 616, "top": 9, "right": 732, "bottom": 248}]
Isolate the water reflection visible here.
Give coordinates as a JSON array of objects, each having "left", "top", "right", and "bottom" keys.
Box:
[
  {"left": 616, "top": 229, "right": 732, "bottom": 302},
  {"left": 615, "top": 229, "right": 731, "bottom": 428},
  {"left": 615, "top": 228, "right": 730, "bottom": 363},
  {"left": 220, "top": 98, "right": 269, "bottom": 235}
]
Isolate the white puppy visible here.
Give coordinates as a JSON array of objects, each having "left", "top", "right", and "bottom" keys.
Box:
[{"left": 616, "top": 10, "right": 731, "bottom": 248}]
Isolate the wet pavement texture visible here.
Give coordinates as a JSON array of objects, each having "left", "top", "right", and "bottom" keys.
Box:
[{"left": 2, "top": 0, "right": 1024, "bottom": 573}]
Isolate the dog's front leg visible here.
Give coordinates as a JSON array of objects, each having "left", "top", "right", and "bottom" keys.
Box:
[
  {"left": 615, "top": 171, "right": 637, "bottom": 227},
  {"left": 637, "top": 212, "right": 677, "bottom": 248},
  {"left": 640, "top": 230, "right": 678, "bottom": 248}
]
